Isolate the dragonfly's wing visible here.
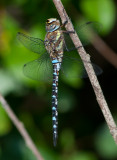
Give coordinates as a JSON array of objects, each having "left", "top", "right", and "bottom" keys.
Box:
[
  {"left": 63, "top": 21, "right": 102, "bottom": 51},
  {"left": 63, "top": 33, "right": 76, "bottom": 52},
  {"left": 61, "top": 50, "right": 102, "bottom": 79},
  {"left": 17, "top": 32, "right": 46, "bottom": 54},
  {"left": 23, "top": 52, "right": 53, "bottom": 82},
  {"left": 76, "top": 21, "right": 102, "bottom": 46}
]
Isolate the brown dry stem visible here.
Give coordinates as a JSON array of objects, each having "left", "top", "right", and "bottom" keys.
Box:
[{"left": 0, "top": 94, "right": 44, "bottom": 160}]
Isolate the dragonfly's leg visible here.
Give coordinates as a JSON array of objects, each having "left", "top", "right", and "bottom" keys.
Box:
[
  {"left": 61, "top": 8, "right": 76, "bottom": 34},
  {"left": 61, "top": 21, "right": 75, "bottom": 34},
  {"left": 61, "top": 20, "right": 68, "bottom": 28},
  {"left": 61, "top": 7, "right": 70, "bottom": 27},
  {"left": 62, "top": 30, "right": 75, "bottom": 34},
  {"left": 65, "top": 45, "right": 82, "bottom": 52}
]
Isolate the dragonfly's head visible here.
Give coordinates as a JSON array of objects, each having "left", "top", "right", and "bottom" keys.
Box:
[{"left": 46, "top": 18, "right": 60, "bottom": 32}]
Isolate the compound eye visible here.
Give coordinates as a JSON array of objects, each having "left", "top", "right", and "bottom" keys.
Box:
[{"left": 46, "top": 19, "right": 50, "bottom": 24}]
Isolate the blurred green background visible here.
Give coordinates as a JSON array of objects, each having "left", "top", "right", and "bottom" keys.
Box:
[{"left": 0, "top": 0, "right": 117, "bottom": 159}]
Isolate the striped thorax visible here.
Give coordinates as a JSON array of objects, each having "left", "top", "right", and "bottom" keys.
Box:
[{"left": 45, "top": 18, "right": 64, "bottom": 61}]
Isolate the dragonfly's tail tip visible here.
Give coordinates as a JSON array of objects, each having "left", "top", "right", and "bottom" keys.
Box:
[
  {"left": 53, "top": 141, "right": 57, "bottom": 147},
  {"left": 53, "top": 136, "right": 58, "bottom": 147}
]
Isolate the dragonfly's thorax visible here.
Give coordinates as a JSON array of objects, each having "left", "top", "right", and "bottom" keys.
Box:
[{"left": 45, "top": 18, "right": 64, "bottom": 61}]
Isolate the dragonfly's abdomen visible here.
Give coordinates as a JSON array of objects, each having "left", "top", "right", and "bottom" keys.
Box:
[{"left": 52, "top": 61, "right": 61, "bottom": 146}]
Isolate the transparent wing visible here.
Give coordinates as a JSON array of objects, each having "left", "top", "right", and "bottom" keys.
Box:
[
  {"left": 61, "top": 50, "right": 102, "bottom": 79},
  {"left": 64, "top": 21, "right": 102, "bottom": 51},
  {"left": 23, "top": 50, "right": 102, "bottom": 82},
  {"left": 23, "top": 52, "right": 53, "bottom": 82},
  {"left": 76, "top": 21, "right": 102, "bottom": 46},
  {"left": 17, "top": 32, "right": 46, "bottom": 54}
]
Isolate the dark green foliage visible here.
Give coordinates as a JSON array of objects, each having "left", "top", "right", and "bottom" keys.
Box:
[{"left": 0, "top": 0, "right": 117, "bottom": 159}]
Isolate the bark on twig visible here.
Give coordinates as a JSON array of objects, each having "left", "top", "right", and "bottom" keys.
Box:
[
  {"left": 0, "top": 94, "right": 44, "bottom": 160},
  {"left": 53, "top": 0, "right": 117, "bottom": 144}
]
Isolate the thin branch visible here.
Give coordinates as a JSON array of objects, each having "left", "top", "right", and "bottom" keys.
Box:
[
  {"left": 0, "top": 94, "right": 44, "bottom": 160},
  {"left": 53, "top": 0, "right": 117, "bottom": 144},
  {"left": 92, "top": 34, "right": 117, "bottom": 68}
]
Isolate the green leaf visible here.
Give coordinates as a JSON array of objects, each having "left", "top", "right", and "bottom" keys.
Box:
[
  {"left": 61, "top": 151, "right": 97, "bottom": 160},
  {"left": 94, "top": 124, "right": 117, "bottom": 159},
  {"left": 69, "top": 152, "right": 97, "bottom": 160},
  {"left": 80, "top": 0, "right": 116, "bottom": 34},
  {"left": 60, "top": 129, "right": 75, "bottom": 150},
  {"left": 0, "top": 104, "right": 11, "bottom": 135},
  {"left": 0, "top": 70, "right": 22, "bottom": 95}
]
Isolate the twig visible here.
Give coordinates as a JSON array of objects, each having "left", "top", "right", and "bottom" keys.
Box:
[
  {"left": 53, "top": 0, "right": 117, "bottom": 144},
  {"left": 0, "top": 94, "right": 44, "bottom": 160},
  {"left": 92, "top": 34, "right": 117, "bottom": 68}
]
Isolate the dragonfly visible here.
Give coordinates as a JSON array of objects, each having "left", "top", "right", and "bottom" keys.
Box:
[{"left": 17, "top": 18, "right": 102, "bottom": 146}]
